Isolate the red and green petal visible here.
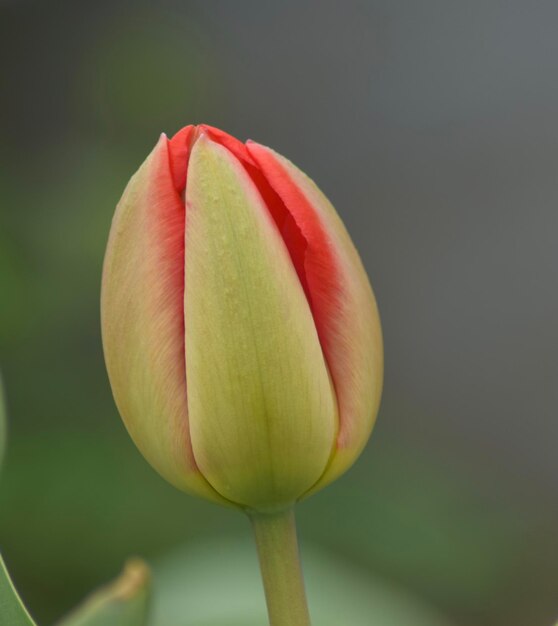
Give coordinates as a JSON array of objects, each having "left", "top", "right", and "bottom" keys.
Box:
[
  {"left": 247, "top": 142, "right": 383, "bottom": 494},
  {"left": 101, "top": 134, "right": 225, "bottom": 503},
  {"left": 183, "top": 134, "right": 336, "bottom": 510}
]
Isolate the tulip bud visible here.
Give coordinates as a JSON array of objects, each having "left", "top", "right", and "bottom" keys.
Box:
[{"left": 101, "top": 125, "right": 382, "bottom": 512}]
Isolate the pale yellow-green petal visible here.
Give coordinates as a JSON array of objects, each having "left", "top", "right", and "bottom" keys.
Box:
[
  {"left": 101, "top": 135, "right": 224, "bottom": 504},
  {"left": 184, "top": 135, "right": 337, "bottom": 511},
  {"left": 247, "top": 144, "right": 383, "bottom": 495},
  {"left": 283, "top": 154, "right": 383, "bottom": 494}
]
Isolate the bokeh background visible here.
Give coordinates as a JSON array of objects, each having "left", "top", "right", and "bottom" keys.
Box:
[{"left": 1, "top": 1, "right": 557, "bottom": 625}]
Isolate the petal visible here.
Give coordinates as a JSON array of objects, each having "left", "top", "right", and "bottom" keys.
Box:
[
  {"left": 168, "top": 125, "right": 196, "bottom": 193},
  {"left": 101, "top": 134, "right": 225, "bottom": 503},
  {"left": 197, "top": 127, "right": 312, "bottom": 303},
  {"left": 247, "top": 142, "right": 383, "bottom": 493},
  {"left": 196, "top": 124, "right": 255, "bottom": 165},
  {"left": 184, "top": 134, "right": 337, "bottom": 511}
]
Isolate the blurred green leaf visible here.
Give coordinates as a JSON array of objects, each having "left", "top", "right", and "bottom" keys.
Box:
[
  {"left": 56, "top": 559, "right": 151, "bottom": 626},
  {"left": 0, "top": 234, "right": 31, "bottom": 346},
  {"left": 0, "top": 375, "right": 5, "bottom": 472},
  {"left": 0, "top": 553, "right": 37, "bottom": 626},
  {"left": 151, "top": 538, "right": 454, "bottom": 626}
]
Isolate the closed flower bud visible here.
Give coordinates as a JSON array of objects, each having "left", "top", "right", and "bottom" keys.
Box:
[{"left": 101, "top": 125, "right": 383, "bottom": 512}]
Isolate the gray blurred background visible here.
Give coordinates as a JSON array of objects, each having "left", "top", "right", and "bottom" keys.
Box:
[{"left": 0, "top": 1, "right": 557, "bottom": 625}]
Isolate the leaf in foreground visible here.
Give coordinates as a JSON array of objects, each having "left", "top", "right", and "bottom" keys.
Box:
[
  {"left": 56, "top": 559, "right": 151, "bottom": 626},
  {"left": 0, "top": 553, "right": 37, "bottom": 626}
]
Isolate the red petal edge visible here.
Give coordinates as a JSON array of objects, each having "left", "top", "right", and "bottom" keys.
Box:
[
  {"left": 168, "top": 125, "right": 196, "bottom": 193},
  {"left": 196, "top": 126, "right": 314, "bottom": 307},
  {"left": 246, "top": 142, "right": 342, "bottom": 379}
]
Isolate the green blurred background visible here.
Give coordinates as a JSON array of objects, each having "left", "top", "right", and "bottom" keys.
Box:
[{"left": 1, "top": 2, "right": 557, "bottom": 625}]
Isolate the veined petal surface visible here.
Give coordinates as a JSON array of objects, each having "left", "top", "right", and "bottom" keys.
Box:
[
  {"left": 247, "top": 143, "right": 383, "bottom": 492},
  {"left": 101, "top": 135, "right": 222, "bottom": 502},
  {"left": 184, "top": 135, "right": 336, "bottom": 511}
]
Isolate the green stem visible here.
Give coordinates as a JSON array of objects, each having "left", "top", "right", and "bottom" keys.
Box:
[{"left": 249, "top": 508, "right": 311, "bottom": 626}]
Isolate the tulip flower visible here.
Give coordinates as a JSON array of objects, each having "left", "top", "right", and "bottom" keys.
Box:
[{"left": 101, "top": 124, "right": 383, "bottom": 626}]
